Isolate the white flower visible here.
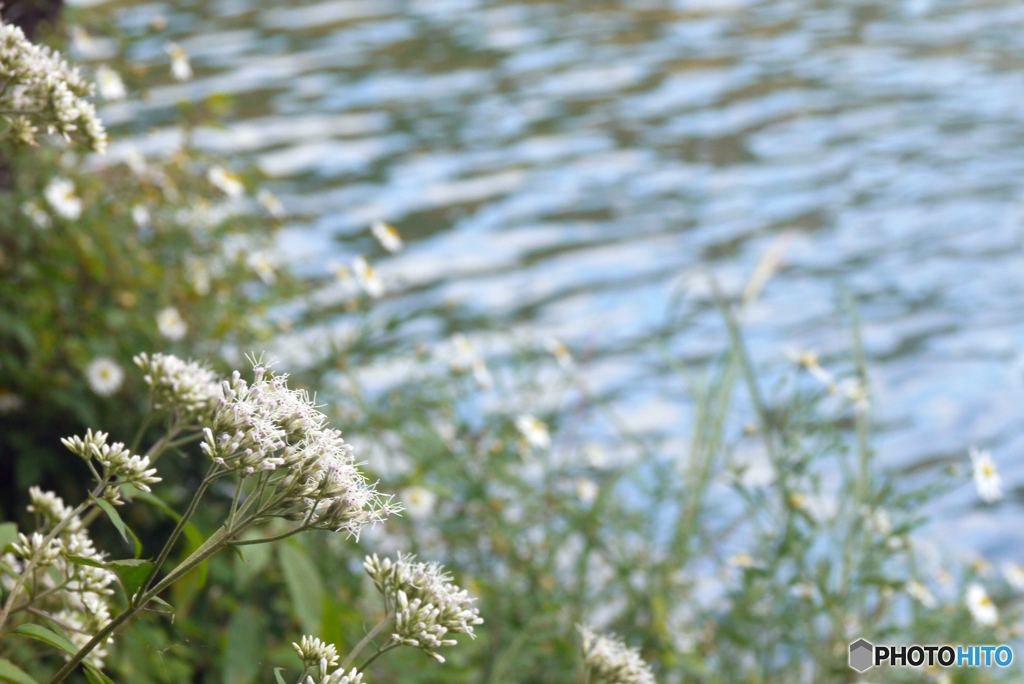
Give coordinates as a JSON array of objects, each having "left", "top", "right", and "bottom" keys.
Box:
[
  {"left": 353, "top": 256, "right": 383, "bottom": 298},
  {"left": 21, "top": 200, "right": 51, "bottom": 229},
  {"left": 969, "top": 447, "right": 1002, "bottom": 503},
  {"left": 157, "top": 306, "right": 187, "bottom": 340},
  {"left": 966, "top": 583, "right": 998, "bottom": 626},
  {"left": 132, "top": 204, "right": 151, "bottom": 228},
  {"left": 257, "top": 188, "right": 285, "bottom": 217},
  {"left": 371, "top": 220, "right": 403, "bottom": 253},
  {"left": 400, "top": 486, "right": 437, "bottom": 520},
  {"left": 44, "top": 177, "right": 82, "bottom": 220},
  {"left": 516, "top": 414, "right": 550, "bottom": 449},
  {"left": 166, "top": 42, "right": 192, "bottom": 81},
  {"left": 727, "top": 552, "right": 762, "bottom": 569},
  {"left": 906, "top": 580, "right": 937, "bottom": 609},
  {"left": 1002, "top": 562, "right": 1024, "bottom": 592},
  {"left": 292, "top": 635, "right": 339, "bottom": 667},
  {"left": 134, "top": 352, "right": 222, "bottom": 420},
  {"left": 449, "top": 334, "right": 492, "bottom": 389},
  {"left": 576, "top": 478, "right": 599, "bottom": 503},
  {"left": 207, "top": 165, "right": 245, "bottom": 198},
  {"left": 578, "top": 625, "right": 656, "bottom": 684},
  {"left": 95, "top": 65, "right": 126, "bottom": 101},
  {"left": 544, "top": 337, "right": 574, "bottom": 370},
  {"left": 247, "top": 251, "right": 276, "bottom": 285},
  {"left": 85, "top": 358, "right": 124, "bottom": 396}
]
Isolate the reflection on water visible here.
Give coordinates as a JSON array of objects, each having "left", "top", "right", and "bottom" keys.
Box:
[{"left": 90, "top": 0, "right": 1024, "bottom": 554}]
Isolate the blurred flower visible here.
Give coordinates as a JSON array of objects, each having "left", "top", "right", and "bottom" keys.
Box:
[
  {"left": 905, "top": 581, "right": 937, "bottom": 609},
  {"left": 450, "top": 334, "right": 492, "bottom": 389},
  {"left": 207, "top": 165, "right": 245, "bottom": 198},
  {"left": 516, "top": 414, "right": 550, "bottom": 449},
  {"left": 21, "top": 201, "right": 51, "bottom": 229},
  {"left": 966, "top": 583, "right": 997, "bottom": 626},
  {"left": 184, "top": 256, "right": 211, "bottom": 295},
  {"left": 578, "top": 625, "right": 656, "bottom": 684},
  {"left": 134, "top": 352, "right": 222, "bottom": 420},
  {"left": 544, "top": 337, "right": 574, "bottom": 370},
  {"left": 576, "top": 478, "right": 599, "bottom": 503},
  {"left": 248, "top": 251, "right": 276, "bottom": 285},
  {"left": 371, "top": 220, "right": 403, "bottom": 253},
  {"left": 401, "top": 486, "right": 437, "bottom": 519},
  {"left": 969, "top": 447, "right": 1002, "bottom": 503},
  {"left": 95, "top": 65, "right": 126, "bottom": 101},
  {"left": 44, "top": 177, "right": 82, "bottom": 220},
  {"left": 0, "top": 389, "right": 24, "bottom": 414},
  {"left": 257, "top": 188, "right": 285, "bottom": 217},
  {"left": 728, "top": 552, "right": 762, "bottom": 569},
  {"left": 353, "top": 256, "right": 383, "bottom": 298},
  {"left": 132, "top": 204, "right": 151, "bottom": 229},
  {"left": 85, "top": 357, "right": 124, "bottom": 396},
  {"left": 585, "top": 443, "right": 607, "bottom": 468},
  {"left": 157, "top": 306, "right": 187, "bottom": 340},
  {"left": 166, "top": 42, "right": 191, "bottom": 81},
  {"left": 1002, "top": 562, "right": 1024, "bottom": 592}
]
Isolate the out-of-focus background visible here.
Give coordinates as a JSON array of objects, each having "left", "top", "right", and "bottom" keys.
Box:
[{"left": 96, "top": 0, "right": 1024, "bottom": 551}]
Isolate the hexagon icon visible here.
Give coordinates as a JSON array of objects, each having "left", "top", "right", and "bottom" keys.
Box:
[{"left": 849, "top": 639, "right": 874, "bottom": 672}]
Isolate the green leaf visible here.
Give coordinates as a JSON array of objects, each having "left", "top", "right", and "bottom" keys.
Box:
[
  {"left": 0, "top": 658, "right": 39, "bottom": 684},
  {"left": 107, "top": 559, "right": 155, "bottom": 602},
  {"left": 132, "top": 490, "right": 204, "bottom": 559},
  {"left": 90, "top": 496, "right": 142, "bottom": 558},
  {"left": 65, "top": 554, "right": 106, "bottom": 569},
  {"left": 234, "top": 530, "right": 272, "bottom": 589},
  {"left": 145, "top": 595, "right": 175, "bottom": 619},
  {"left": 170, "top": 524, "right": 209, "bottom": 620},
  {"left": 0, "top": 523, "right": 18, "bottom": 554},
  {"left": 278, "top": 542, "right": 324, "bottom": 635},
  {"left": 10, "top": 624, "right": 79, "bottom": 658},
  {"left": 223, "top": 606, "right": 267, "bottom": 684},
  {"left": 81, "top": 667, "right": 115, "bottom": 684},
  {"left": 273, "top": 668, "right": 288, "bottom": 684}
]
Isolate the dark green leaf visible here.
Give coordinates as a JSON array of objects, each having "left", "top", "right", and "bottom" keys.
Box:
[
  {"left": 64, "top": 554, "right": 106, "bottom": 569},
  {"left": 278, "top": 542, "right": 324, "bottom": 635},
  {"left": 0, "top": 658, "right": 39, "bottom": 684},
  {"left": 90, "top": 496, "right": 142, "bottom": 557},
  {"left": 145, "top": 595, "right": 175, "bottom": 619},
  {"left": 107, "top": 559, "right": 155, "bottom": 602},
  {"left": 223, "top": 606, "right": 267, "bottom": 684},
  {"left": 10, "top": 624, "right": 79, "bottom": 658}
]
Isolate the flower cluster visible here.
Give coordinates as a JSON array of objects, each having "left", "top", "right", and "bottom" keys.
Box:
[
  {"left": 3, "top": 488, "right": 118, "bottom": 666},
  {"left": 364, "top": 553, "right": 483, "bottom": 663},
  {"left": 292, "top": 636, "right": 363, "bottom": 684},
  {"left": 201, "top": 359, "right": 396, "bottom": 535},
  {"left": 578, "top": 625, "right": 656, "bottom": 684},
  {"left": 134, "top": 352, "right": 222, "bottom": 420},
  {"left": 0, "top": 19, "right": 107, "bottom": 152},
  {"left": 61, "top": 429, "right": 161, "bottom": 504}
]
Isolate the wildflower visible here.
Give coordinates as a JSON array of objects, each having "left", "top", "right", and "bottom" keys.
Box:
[
  {"left": 247, "top": 251, "right": 276, "bottom": 285},
  {"left": 134, "top": 352, "right": 222, "bottom": 420},
  {"left": 966, "top": 583, "right": 998, "bottom": 626},
  {"left": 95, "top": 65, "right": 126, "bottom": 101},
  {"left": 371, "top": 220, "right": 403, "bottom": 252},
  {"left": 785, "top": 346, "right": 835, "bottom": 388},
  {"left": 85, "top": 357, "right": 124, "bottom": 396},
  {"left": 292, "top": 635, "right": 339, "bottom": 667},
  {"left": 401, "top": 486, "right": 437, "bottom": 520},
  {"left": 207, "top": 165, "right": 245, "bottom": 198},
  {"left": 0, "top": 20, "right": 107, "bottom": 152},
  {"left": 544, "top": 337, "right": 574, "bottom": 370},
  {"left": 353, "top": 256, "right": 384, "bottom": 298},
  {"left": 969, "top": 447, "right": 1002, "bottom": 503},
  {"left": 364, "top": 553, "right": 483, "bottom": 663},
  {"left": 44, "top": 177, "right": 83, "bottom": 220},
  {"left": 727, "top": 552, "right": 762, "bottom": 569},
  {"left": 61, "top": 429, "right": 161, "bottom": 503},
  {"left": 516, "top": 414, "right": 550, "bottom": 450},
  {"left": 0, "top": 389, "right": 24, "bottom": 414},
  {"left": 200, "top": 358, "right": 396, "bottom": 536},
  {"left": 906, "top": 580, "right": 938, "bottom": 609},
  {"left": 257, "top": 188, "right": 285, "bottom": 216},
  {"left": 132, "top": 204, "right": 151, "bottom": 229},
  {"left": 184, "top": 256, "right": 211, "bottom": 295},
  {"left": 157, "top": 306, "right": 187, "bottom": 340},
  {"left": 577, "top": 625, "right": 656, "bottom": 684},
  {"left": 21, "top": 201, "right": 51, "bottom": 229},
  {"left": 1002, "top": 562, "right": 1024, "bottom": 592},
  {"left": 166, "top": 42, "right": 192, "bottom": 81}
]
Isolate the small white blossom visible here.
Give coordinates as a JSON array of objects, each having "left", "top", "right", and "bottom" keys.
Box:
[
  {"left": 85, "top": 357, "right": 124, "bottom": 396},
  {"left": 1002, "top": 562, "right": 1024, "bottom": 592},
  {"left": 134, "top": 352, "right": 222, "bottom": 420},
  {"left": 247, "top": 251, "right": 276, "bottom": 285},
  {"left": 371, "top": 220, "right": 402, "bottom": 253},
  {"left": 166, "top": 43, "right": 191, "bottom": 81},
  {"left": 966, "top": 583, "right": 998, "bottom": 626},
  {"left": 578, "top": 625, "right": 656, "bottom": 684},
  {"left": 400, "top": 486, "right": 436, "bottom": 520},
  {"left": 157, "top": 306, "right": 187, "bottom": 340},
  {"left": 576, "top": 478, "right": 599, "bottom": 503},
  {"left": 516, "top": 414, "right": 550, "bottom": 450},
  {"left": 353, "top": 256, "right": 383, "bottom": 298},
  {"left": 208, "top": 165, "right": 245, "bottom": 198},
  {"left": 449, "top": 334, "right": 492, "bottom": 389},
  {"left": 544, "top": 337, "right": 574, "bottom": 370},
  {"left": 95, "top": 65, "right": 126, "bottom": 101},
  {"left": 906, "top": 581, "right": 937, "bottom": 609},
  {"left": 257, "top": 188, "right": 285, "bottom": 217},
  {"left": 21, "top": 201, "right": 51, "bottom": 229},
  {"left": 969, "top": 447, "right": 1002, "bottom": 503},
  {"left": 292, "top": 635, "right": 339, "bottom": 667},
  {"left": 0, "top": 390, "right": 24, "bottom": 414},
  {"left": 132, "top": 204, "right": 151, "bottom": 228},
  {"left": 44, "top": 177, "right": 82, "bottom": 220}
]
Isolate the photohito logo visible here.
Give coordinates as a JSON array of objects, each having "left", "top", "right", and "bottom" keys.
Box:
[{"left": 848, "top": 639, "right": 1013, "bottom": 672}]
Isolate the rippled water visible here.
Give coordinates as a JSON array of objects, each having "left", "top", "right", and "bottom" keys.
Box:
[{"left": 85, "top": 0, "right": 1024, "bottom": 555}]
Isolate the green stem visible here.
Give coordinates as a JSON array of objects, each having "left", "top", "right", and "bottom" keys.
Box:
[
  {"left": 342, "top": 613, "right": 393, "bottom": 671},
  {"left": 129, "top": 412, "right": 154, "bottom": 455},
  {"left": 357, "top": 643, "right": 399, "bottom": 672},
  {"left": 226, "top": 527, "right": 306, "bottom": 547}
]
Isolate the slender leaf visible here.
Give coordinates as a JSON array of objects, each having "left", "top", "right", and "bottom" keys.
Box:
[
  {"left": 145, "top": 595, "right": 175, "bottom": 619},
  {"left": 10, "top": 624, "right": 79, "bottom": 657},
  {"left": 90, "top": 496, "right": 142, "bottom": 558},
  {"left": 0, "top": 523, "right": 18, "bottom": 554},
  {"left": 0, "top": 658, "right": 38, "bottom": 684},
  {"left": 274, "top": 669, "right": 288, "bottom": 684},
  {"left": 278, "top": 542, "right": 324, "bottom": 634},
  {"left": 223, "top": 606, "right": 267, "bottom": 684}
]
